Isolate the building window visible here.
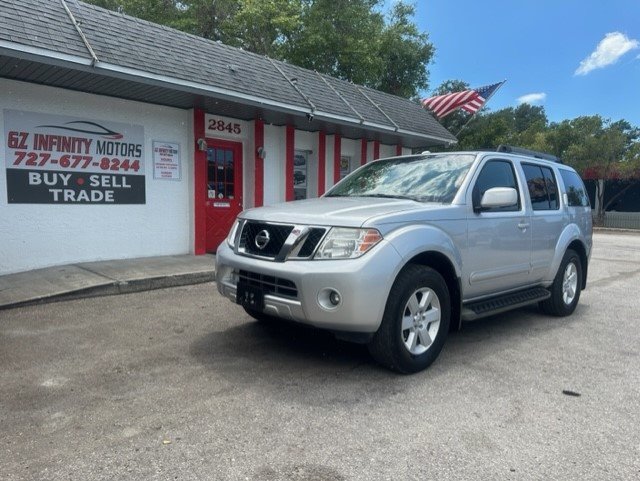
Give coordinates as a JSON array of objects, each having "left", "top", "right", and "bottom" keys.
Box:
[
  {"left": 294, "top": 150, "right": 308, "bottom": 200},
  {"left": 340, "top": 155, "right": 352, "bottom": 180}
]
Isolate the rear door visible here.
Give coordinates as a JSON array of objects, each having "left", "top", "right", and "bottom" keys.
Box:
[{"left": 520, "top": 162, "right": 565, "bottom": 282}]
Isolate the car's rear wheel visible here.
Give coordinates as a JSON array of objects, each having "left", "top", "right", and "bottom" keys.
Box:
[
  {"left": 368, "top": 264, "right": 450, "bottom": 374},
  {"left": 540, "top": 248, "right": 582, "bottom": 316}
]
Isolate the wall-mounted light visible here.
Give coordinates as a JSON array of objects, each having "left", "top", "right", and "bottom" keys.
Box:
[
  {"left": 257, "top": 147, "right": 267, "bottom": 159},
  {"left": 197, "top": 138, "right": 207, "bottom": 151}
]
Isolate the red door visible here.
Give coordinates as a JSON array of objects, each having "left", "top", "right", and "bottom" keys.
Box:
[{"left": 205, "top": 139, "right": 243, "bottom": 252}]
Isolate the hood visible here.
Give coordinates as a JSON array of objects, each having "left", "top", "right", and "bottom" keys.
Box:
[{"left": 240, "top": 197, "right": 445, "bottom": 227}]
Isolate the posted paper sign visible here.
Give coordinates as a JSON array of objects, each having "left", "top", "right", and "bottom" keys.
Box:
[{"left": 153, "top": 141, "right": 181, "bottom": 180}]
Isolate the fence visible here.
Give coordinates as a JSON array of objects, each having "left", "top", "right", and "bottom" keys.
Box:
[{"left": 601, "top": 211, "right": 640, "bottom": 229}]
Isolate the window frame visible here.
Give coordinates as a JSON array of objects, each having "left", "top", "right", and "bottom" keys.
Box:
[
  {"left": 471, "top": 158, "right": 523, "bottom": 213},
  {"left": 559, "top": 169, "right": 590, "bottom": 207},
  {"left": 521, "top": 162, "right": 560, "bottom": 211}
]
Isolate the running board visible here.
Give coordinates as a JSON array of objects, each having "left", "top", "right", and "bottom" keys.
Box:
[{"left": 461, "top": 287, "right": 550, "bottom": 321}]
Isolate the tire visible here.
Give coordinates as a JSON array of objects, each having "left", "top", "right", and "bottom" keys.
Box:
[
  {"left": 243, "top": 306, "right": 280, "bottom": 323},
  {"left": 368, "top": 264, "right": 450, "bottom": 374},
  {"left": 540, "top": 249, "right": 582, "bottom": 317}
]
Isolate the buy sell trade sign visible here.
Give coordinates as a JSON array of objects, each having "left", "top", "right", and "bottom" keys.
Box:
[{"left": 3, "top": 109, "right": 145, "bottom": 204}]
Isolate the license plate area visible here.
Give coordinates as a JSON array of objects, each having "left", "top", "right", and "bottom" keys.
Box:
[{"left": 236, "top": 282, "right": 264, "bottom": 310}]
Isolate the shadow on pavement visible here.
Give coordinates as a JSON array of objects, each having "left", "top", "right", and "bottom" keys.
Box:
[{"left": 189, "top": 302, "right": 578, "bottom": 407}]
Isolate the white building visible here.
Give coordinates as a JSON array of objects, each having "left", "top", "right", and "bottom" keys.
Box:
[{"left": 0, "top": 0, "right": 456, "bottom": 275}]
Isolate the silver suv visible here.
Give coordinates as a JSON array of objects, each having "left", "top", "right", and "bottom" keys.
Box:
[{"left": 216, "top": 147, "right": 592, "bottom": 373}]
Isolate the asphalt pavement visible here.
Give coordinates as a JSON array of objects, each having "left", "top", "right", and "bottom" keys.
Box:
[{"left": 0, "top": 232, "right": 639, "bottom": 480}]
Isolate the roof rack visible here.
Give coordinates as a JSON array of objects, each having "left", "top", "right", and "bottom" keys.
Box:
[{"left": 497, "top": 145, "right": 562, "bottom": 163}]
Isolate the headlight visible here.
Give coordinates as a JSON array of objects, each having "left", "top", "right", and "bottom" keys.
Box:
[
  {"left": 314, "top": 228, "right": 382, "bottom": 259},
  {"left": 226, "top": 219, "right": 241, "bottom": 248}
]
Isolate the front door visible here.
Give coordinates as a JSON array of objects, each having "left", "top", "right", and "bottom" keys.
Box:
[
  {"left": 464, "top": 158, "right": 532, "bottom": 299},
  {"left": 205, "top": 140, "right": 243, "bottom": 252}
]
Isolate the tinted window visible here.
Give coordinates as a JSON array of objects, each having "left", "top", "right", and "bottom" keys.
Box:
[
  {"left": 522, "top": 163, "right": 560, "bottom": 211},
  {"left": 522, "top": 164, "right": 549, "bottom": 210},
  {"left": 560, "top": 170, "right": 590, "bottom": 207},
  {"left": 474, "top": 160, "right": 520, "bottom": 211}
]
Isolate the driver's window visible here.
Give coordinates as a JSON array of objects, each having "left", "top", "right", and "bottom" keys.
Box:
[{"left": 473, "top": 160, "right": 520, "bottom": 212}]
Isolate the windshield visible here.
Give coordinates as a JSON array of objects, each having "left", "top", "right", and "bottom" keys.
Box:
[{"left": 325, "top": 154, "right": 476, "bottom": 203}]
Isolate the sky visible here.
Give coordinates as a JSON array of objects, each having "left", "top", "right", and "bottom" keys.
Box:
[{"left": 403, "top": 0, "right": 640, "bottom": 126}]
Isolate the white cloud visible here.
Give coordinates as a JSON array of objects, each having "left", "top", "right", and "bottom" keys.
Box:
[
  {"left": 517, "top": 92, "right": 546, "bottom": 105},
  {"left": 575, "top": 32, "right": 639, "bottom": 75}
]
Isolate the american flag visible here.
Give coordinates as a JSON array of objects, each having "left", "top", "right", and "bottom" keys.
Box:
[{"left": 421, "top": 81, "right": 505, "bottom": 119}]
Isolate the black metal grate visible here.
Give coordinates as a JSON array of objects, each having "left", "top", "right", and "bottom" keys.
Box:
[
  {"left": 297, "top": 228, "right": 327, "bottom": 258},
  {"left": 240, "top": 222, "right": 293, "bottom": 257},
  {"left": 238, "top": 270, "right": 298, "bottom": 298}
]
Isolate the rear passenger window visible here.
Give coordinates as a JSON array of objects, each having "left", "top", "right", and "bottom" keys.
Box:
[
  {"left": 522, "top": 163, "right": 559, "bottom": 210},
  {"left": 560, "top": 170, "right": 590, "bottom": 207},
  {"left": 473, "top": 160, "right": 520, "bottom": 212}
]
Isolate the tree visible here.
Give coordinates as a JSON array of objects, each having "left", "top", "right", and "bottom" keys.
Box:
[
  {"left": 221, "top": 0, "right": 302, "bottom": 56},
  {"left": 560, "top": 116, "right": 640, "bottom": 224},
  {"left": 512, "top": 104, "right": 547, "bottom": 134},
  {"left": 375, "top": 2, "right": 434, "bottom": 97},
  {"left": 456, "top": 113, "right": 510, "bottom": 150},
  {"left": 286, "top": 0, "right": 385, "bottom": 86}
]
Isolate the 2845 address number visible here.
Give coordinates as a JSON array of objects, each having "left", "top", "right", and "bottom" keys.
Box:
[{"left": 207, "top": 119, "right": 242, "bottom": 135}]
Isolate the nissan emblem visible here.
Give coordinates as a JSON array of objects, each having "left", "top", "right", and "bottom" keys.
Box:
[{"left": 254, "top": 230, "right": 271, "bottom": 250}]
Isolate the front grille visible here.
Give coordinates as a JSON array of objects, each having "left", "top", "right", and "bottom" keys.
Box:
[
  {"left": 238, "top": 270, "right": 298, "bottom": 298},
  {"left": 240, "top": 222, "right": 293, "bottom": 257},
  {"left": 297, "top": 228, "right": 326, "bottom": 257}
]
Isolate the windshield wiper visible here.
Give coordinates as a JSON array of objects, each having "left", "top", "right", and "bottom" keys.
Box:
[{"left": 361, "top": 194, "right": 418, "bottom": 201}]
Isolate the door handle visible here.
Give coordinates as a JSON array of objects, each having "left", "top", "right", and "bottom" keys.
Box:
[{"left": 517, "top": 222, "right": 530, "bottom": 230}]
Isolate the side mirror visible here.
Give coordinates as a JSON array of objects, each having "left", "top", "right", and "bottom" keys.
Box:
[{"left": 477, "top": 187, "right": 518, "bottom": 211}]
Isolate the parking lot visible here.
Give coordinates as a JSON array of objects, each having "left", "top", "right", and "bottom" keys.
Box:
[{"left": 1, "top": 232, "right": 639, "bottom": 480}]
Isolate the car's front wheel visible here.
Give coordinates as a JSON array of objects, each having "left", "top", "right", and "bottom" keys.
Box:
[{"left": 368, "top": 264, "right": 450, "bottom": 374}]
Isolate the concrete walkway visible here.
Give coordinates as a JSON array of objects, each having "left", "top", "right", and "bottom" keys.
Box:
[{"left": 0, "top": 254, "right": 216, "bottom": 309}]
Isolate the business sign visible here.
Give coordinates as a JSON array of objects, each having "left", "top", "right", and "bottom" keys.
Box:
[
  {"left": 153, "top": 141, "right": 181, "bottom": 180},
  {"left": 3, "top": 110, "right": 145, "bottom": 204}
]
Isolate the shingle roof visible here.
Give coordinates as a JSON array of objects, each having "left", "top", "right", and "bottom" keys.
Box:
[{"left": 0, "top": 0, "right": 457, "bottom": 145}]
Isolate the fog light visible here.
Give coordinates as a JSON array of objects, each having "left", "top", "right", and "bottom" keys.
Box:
[
  {"left": 329, "top": 291, "right": 341, "bottom": 306},
  {"left": 317, "top": 288, "right": 342, "bottom": 310}
]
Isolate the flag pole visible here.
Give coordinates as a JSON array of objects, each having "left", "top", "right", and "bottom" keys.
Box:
[{"left": 454, "top": 79, "right": 506, "bottom": 138}]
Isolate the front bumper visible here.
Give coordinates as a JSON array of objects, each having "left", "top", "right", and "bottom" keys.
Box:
[{"left": 215, "top": 240, "right": 402, "bottom": 333}]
